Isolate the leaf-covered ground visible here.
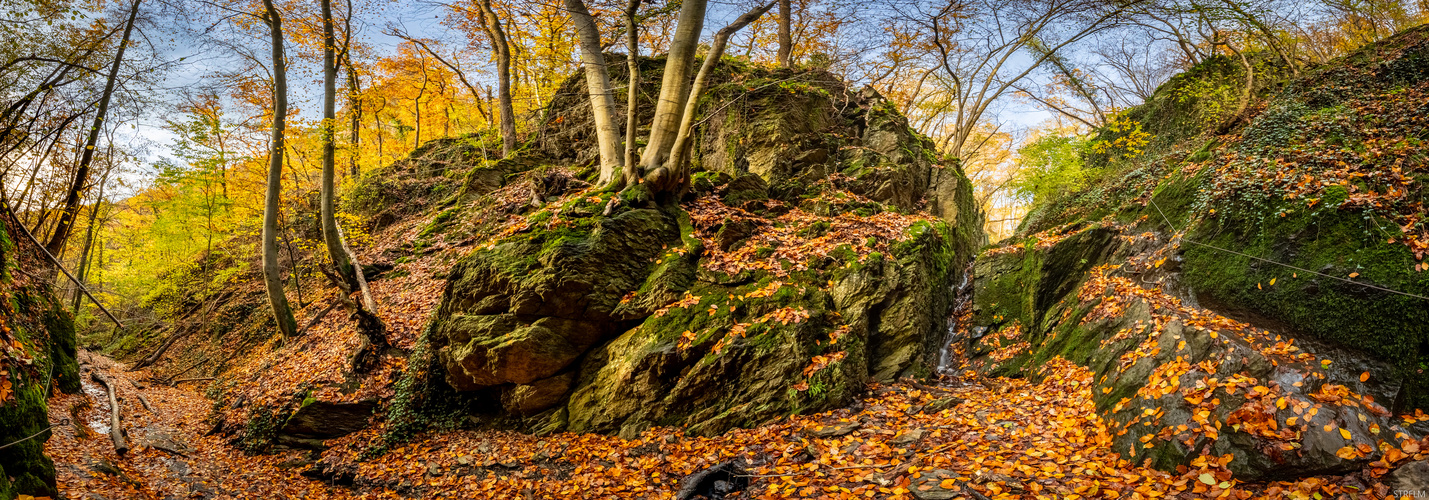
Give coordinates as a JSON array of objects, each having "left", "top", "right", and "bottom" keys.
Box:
[
  {"left": 47, "top": 346, "right": 1428, "bottom": 499},
  {"left": 44, "top": 166, "right": 1429, "bottom": 499}
]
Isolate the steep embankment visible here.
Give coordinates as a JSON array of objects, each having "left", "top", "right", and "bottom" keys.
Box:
[
  {"left": 0, "top": 212, "right": 80, "bottom": 498},
  {"left": 961, "top": 25, "right": 1429, "bottom": 484}
]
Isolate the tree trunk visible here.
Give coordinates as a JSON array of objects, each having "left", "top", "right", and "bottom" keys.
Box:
[
  {"left": 45, "top": 0, "right": 141, "bottom": 256},
  {"left": 776, "top": 0, "right": 792, "bottom": 68},
  {"left": 71, "top": 167, "right": 110, "bottom": 314},
  {"left": 664, "top": 1, "right": 776, "bottom": 185},
  {"left": 262, "top": 0, "right": 298, "bottom": 338},
  {"left": 621, "top": 0, "right": 642, "bottom": 188},
  {"left": 637, "top": 0, "right": 708, "bottom": 181},
  {"left": 320, "top": 0, "right": 357, "bottom": 290},
  {"left": 565, "top": 0, "right": 623, "bottom": 186},
  {"left": 91, "top": 372, "right": 128, "bottom": 455},
  {"left": 347, "top": 61, "right": 361, "bottom": 179},
  {"left": 477, "top": 0, "right": 517, "bottom": 157}
]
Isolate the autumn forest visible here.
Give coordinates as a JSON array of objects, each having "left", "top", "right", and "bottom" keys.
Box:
[{"left": 2, "top": 0, "right": 1429, "bottom": 498}]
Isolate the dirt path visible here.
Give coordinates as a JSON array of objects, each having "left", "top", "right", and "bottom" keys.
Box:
[{"left": 44, "top": 350, "right": 359, "bottom": 499}]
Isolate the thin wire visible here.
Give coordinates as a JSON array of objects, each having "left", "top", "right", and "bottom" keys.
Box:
[
  {"left": 1147, "top": 197, "right": 1429, "bottom": 301},
  {"left": 0, "top": 424, "right": 59, "bottom": 451}
]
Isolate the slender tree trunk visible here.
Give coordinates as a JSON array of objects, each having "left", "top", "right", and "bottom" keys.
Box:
[
  {"left": 776, "top": 0, "right": 792, "bottom": 67},
  {"left": 477, "top": 0, "right": 516, "bottom": 157},
  {"left": 638, "top": 0, "right": 709, "bottom": 182},
  {"left": 666, "top": 1, "right": 776, "bottom": 181},
  {"left": 320, "top": 0, "right": 357, "bottom": 290},
  {"left": 622, "top": 0, "right": 641, "bottom": 187},
  {"left": 413, "top": 89, "right": 424, "bottom": 151},
  {"left": 565, "top": 0, "right": 622, "bottom": 185},
  {"left": 45, "top": 0, "right": 141, "bottom": 256},
  {"left": 262, "top": 0, "right": 298, "bottom": 338},
  {"left": 71, "top": 167, "right": 110, "bottom": 313},
  {"left": 348, "top": 62, "right": 361, "bottom": 179}
]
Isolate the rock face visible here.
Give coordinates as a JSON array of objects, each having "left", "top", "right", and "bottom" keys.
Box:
[
  {"left": 280, "top": 400, "right": 376, "bottom": 439},
  {"left": 413, "top": 62, "right": 983, "bottom": 438},
  {"left": 963, "top": 26, "right": 1429, "bottom": 482},
  {"left": 0, "top": 214, "right": 81, "bottom": 498},
  {"left": 968, "top": 224, "right": 1426, "bottom": 480}
]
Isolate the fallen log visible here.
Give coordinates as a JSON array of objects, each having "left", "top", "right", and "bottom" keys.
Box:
[
  {"left": 135, "top": 394, "right": 154, "bottom": 413},
  {"left": 131, "top": 328, "right": 187, "bottom": 370},
  {"left": 171, "top": 377, "right": 214, "bottom": 385},
  {"left": 90, "top": 372, "right": 128, "bottom": 455}
]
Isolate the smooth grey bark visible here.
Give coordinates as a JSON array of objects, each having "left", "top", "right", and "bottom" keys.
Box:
[
  {"left": 320, "top": 0, "right": 357, "bottom": 290},
  {"left": 665, "top": 1, "right": 776, "bottom": 176},
  {"left": 262, "top": 0, "right": 298, "bottom": 338},
  {"left": 565, "top": 0, "right": 623, "bottom": 185},
  {"left": 621, "top": 0, "right": 641, "bottom": 188},
  {"left": 476, "top": 0, "right": 517, "bottom": 157},
  {"left": 776, "top": 0, "right": 792, "bottom": 67},
  {"left": 637, "top": 0, "right": 708, "bottom": 183}
]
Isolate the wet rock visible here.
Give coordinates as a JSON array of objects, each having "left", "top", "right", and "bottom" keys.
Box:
[
  {"left": 910, "top": 469, "right": 988, "bottom": 500},
  {"left": 890, "top": 428, "right": 926, "bottom": 447},
  {"left": 139, "top": 426, "right": 191, "bottom": 456},
  {"left": 921, "top": 397, "right": 965, "bottom": 414}
]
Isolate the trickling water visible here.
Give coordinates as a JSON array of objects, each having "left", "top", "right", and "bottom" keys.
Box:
[
  {"left": 81, "top": 372, "right": 111, "bottom": 435},
  {"left": 936, "top": 263, "right": 976, "bottom": 378}
]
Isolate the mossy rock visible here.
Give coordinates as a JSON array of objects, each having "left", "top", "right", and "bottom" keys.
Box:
[{"left": 0, "top": 217, "right": 80, "bottom": 498}]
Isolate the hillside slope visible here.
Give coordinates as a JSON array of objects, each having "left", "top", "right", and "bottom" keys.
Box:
[
  {"left": 0, "top": 212, "right": 80, "bottom": 498},
  {"left": 963, "top": 24, "right": 1429, "bottom": 482}
]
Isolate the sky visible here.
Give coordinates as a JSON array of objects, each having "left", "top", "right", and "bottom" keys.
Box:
[{"left": 107, "top": 0, "right": 1062, "bottom": 201}]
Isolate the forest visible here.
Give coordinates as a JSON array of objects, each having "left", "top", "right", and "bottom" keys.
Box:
[{"left": 2, "top": 0, "right": 1429, "bottom": 497}]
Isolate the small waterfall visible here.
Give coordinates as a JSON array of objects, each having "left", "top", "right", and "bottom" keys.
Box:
[{"left": 936, "top": 263, "right": 976, "bottom": 378}]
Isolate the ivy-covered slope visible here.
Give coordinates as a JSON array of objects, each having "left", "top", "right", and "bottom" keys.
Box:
[
  {"left": 0, "top": 213, "right": 81, "bottom": 499},
  {"left": 961, "top": 25, "right": 1429, "bottom": 481}
]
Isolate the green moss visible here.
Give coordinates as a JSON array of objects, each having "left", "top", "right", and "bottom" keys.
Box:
[{"left": 1183, "top": 204, "right": 1429, "bottom": 409}]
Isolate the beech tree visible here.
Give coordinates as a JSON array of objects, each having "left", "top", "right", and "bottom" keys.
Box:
[
  {"left": 475, "top": 0, "right": 516, "bottom": 157},
  {"left": 261, "top": 0, "right": 298, "bottom": 338},
  {"left": 320, "top": 0, "right": 358, "bottom": 290},
  {"left": 564, "top": 0, "right": 623, "bottom": 186}
]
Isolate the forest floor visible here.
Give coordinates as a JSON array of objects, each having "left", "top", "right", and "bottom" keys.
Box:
[{"left": 42, "top": 349, "right": 1413, "bottom": 499}]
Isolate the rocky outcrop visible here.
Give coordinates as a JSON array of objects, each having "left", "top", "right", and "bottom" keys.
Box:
[
  {"left": 537, "top": 56, "right": 983, "bottom": 232},
  {"left": 963, "top": 25, "right": 1429, "bottom": 482},
  {"left": 410, "top": 62, "right": 983, "bottom": 439},
  {"left": 966, "top": 223, "right": 1427, "bottom": 480}
]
